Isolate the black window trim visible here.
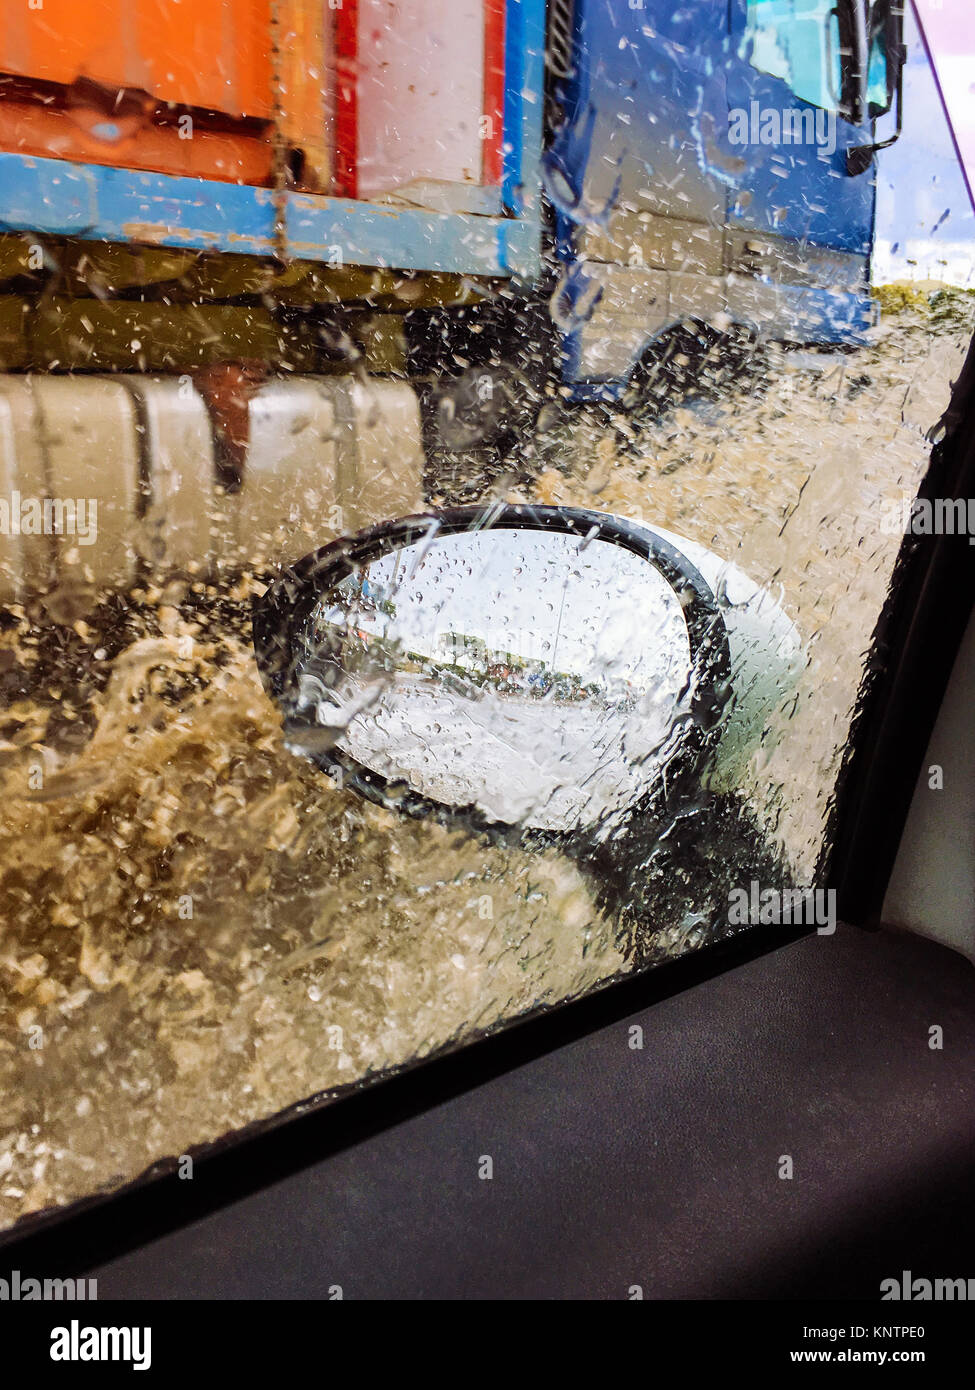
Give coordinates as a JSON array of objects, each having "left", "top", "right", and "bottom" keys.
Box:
[{"left": 827, "top": 331, "right": 975, "bottom": 924}]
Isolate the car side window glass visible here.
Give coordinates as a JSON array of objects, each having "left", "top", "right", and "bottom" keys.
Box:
[{"left": 1, "top": 0, "right": 972, "bottom": 1237}]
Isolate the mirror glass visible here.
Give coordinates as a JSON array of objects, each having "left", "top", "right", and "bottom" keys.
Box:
[{"left": 287, "top": 528, "right": 692, "bottom": 833}]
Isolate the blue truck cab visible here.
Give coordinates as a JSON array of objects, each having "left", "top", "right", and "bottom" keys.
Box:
[
  {"left": 546, "top": 0, "right": 904, "bottom": 398},
  {"left": 0, "top": 1, "right": 906, "bottom": 457}
]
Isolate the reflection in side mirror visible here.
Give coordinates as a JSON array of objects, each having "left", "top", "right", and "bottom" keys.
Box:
[{"left": 253, "top": 506, "right": 801, "bottom": 840}]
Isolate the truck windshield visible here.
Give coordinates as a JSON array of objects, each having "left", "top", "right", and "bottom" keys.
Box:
[{"left": 745, "top": 0, "right": 847, "bottom": 111}]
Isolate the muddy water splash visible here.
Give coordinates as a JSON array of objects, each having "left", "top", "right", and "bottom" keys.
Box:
[
  {"left": 0, "top": 295, "right": 971, "bottom": 1227},
  {"left": 0, "top": 594, "right": 626, "bottom": 1224}
]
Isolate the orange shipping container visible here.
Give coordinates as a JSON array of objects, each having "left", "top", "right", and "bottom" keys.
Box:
[
  {"left": 0, "top": 0, "right": 331, "bottom": 190},
  {"left": 0, "top": 0, "right": 273, "bottom": 117}
]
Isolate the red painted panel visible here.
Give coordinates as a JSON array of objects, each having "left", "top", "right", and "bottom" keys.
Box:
[
  {"left": 482, "top": 0, "right": 506, "bottom": 186},
  {"left": 333, "top": 0, "right": 359, "bottom": 200}
]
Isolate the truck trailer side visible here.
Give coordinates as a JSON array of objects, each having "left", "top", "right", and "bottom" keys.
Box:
[{"left": 0, "top": 0, "right": 903, "bottom": 606}]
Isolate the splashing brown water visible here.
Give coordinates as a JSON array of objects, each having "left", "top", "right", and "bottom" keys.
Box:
[
  {"left": 0, "top": 296, "right": 970, "bottom": 1228},
  {"left": 0, "top": 603, "right": 623, "bottom": 1224}
]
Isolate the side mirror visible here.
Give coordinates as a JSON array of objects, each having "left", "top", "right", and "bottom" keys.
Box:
[
  {"left": 253, "top": 506, "right": 802, "bottom": 840},
  {"left": 847, "top": 0, "right": 906, "bottom": 175}
]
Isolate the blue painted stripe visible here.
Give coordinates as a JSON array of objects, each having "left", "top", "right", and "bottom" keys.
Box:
[
  {"left": 0, "top": 151, "right": 541, "bottom": 279},
  {"left": 502, "top": 0, "right": 525, "bottom": 214},
  {"left": 502, "top": 0, "right": 546, "bottom": 279}
]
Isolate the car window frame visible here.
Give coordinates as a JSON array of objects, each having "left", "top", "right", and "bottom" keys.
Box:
[{"left": 3, "top": 327, "right": 974, "bottom": 1274}]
